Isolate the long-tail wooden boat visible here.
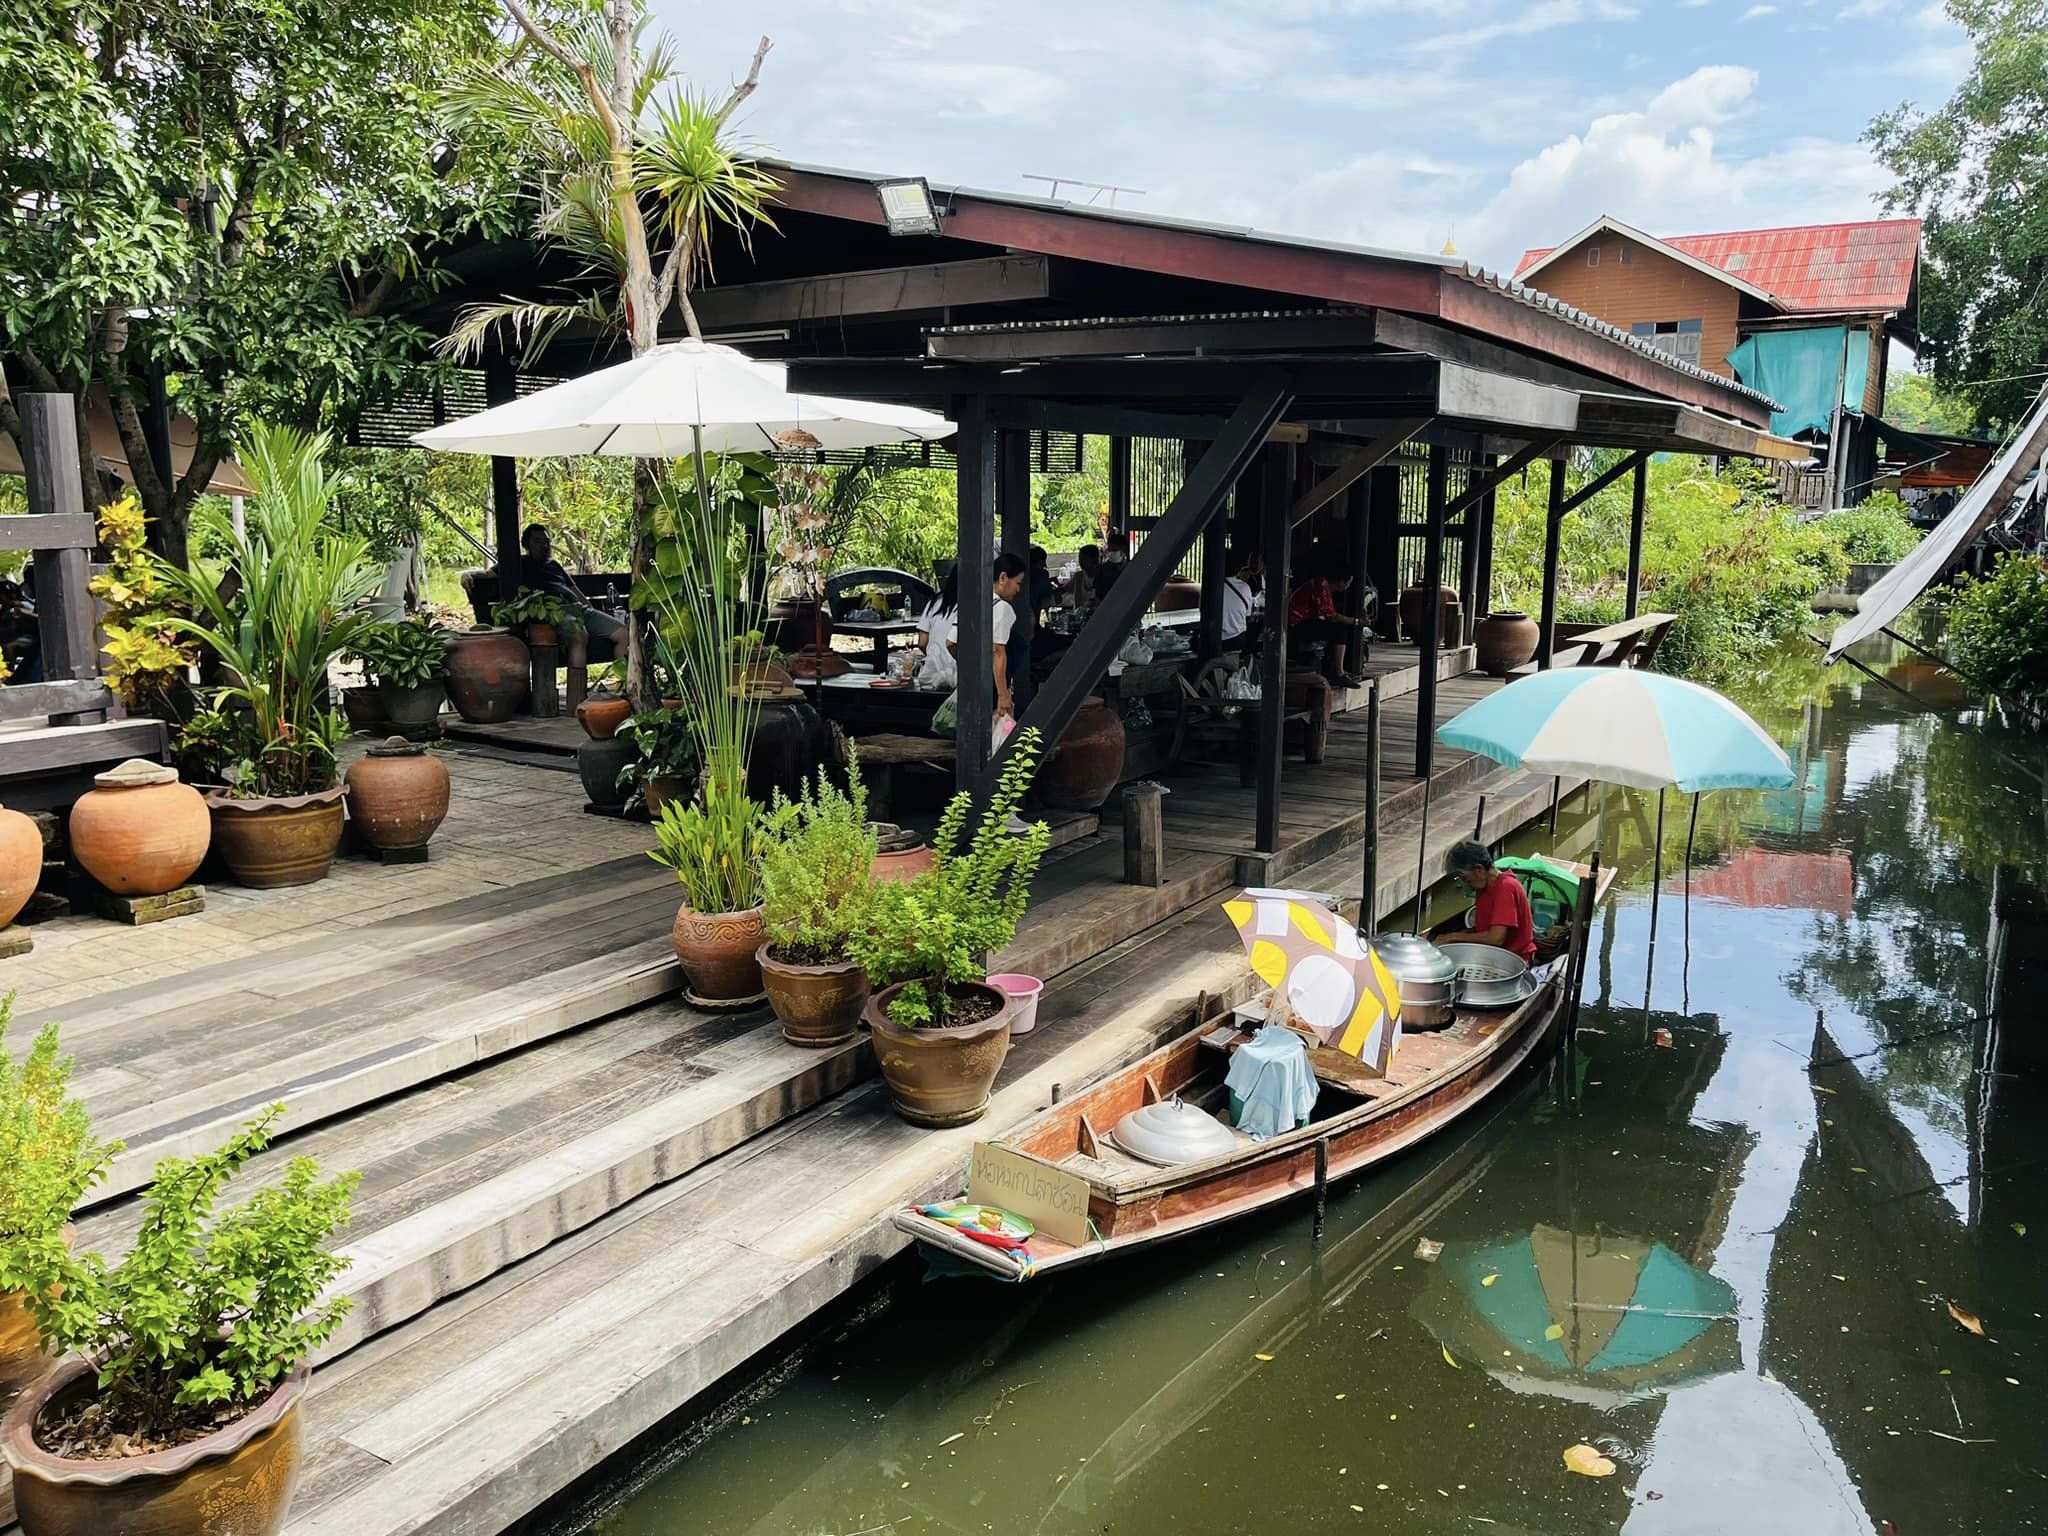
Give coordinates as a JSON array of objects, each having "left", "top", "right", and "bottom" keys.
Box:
[{"left": 895, "top": 861, "right": 1616, "bottom": 1281}]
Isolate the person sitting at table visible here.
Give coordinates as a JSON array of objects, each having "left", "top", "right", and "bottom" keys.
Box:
[
  {"left": 519, "top": 524, "right": 623, "bottom": 646},
  {"left": 1443, "top": 840, "right": 1537, "bottom": 963},
  {"left": 1220, "top": 555, "right": 1262, "bottom": 655},
  {"left": 915, "top": 569, "right": 960, "bottom": 689},
  {"left": 1093, "top": 542, "right": 1128, "bottom": 604},
  {"left": 1064, "top": 544, "right": 1102, "bottom": 609},
  {"left": 1286, "top": 559, "right": 1370, "bottom": 688}
]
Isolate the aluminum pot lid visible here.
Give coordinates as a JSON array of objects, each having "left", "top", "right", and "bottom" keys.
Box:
[
  {"left": 1112, "top": 1100, "right": 1239, "bottom": 1166},
  {"left": 366, "top": 736, "right": 427, "bottom": 758},
  {"left": 93, "top": 757, "right": 179, "bottom": 789},
  {"left": 1371, "top": 932, "right": 1459, "bottom": 984}
]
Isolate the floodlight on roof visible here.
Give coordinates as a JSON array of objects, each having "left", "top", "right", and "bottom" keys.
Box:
[{"left": 876, "top": 177, "right": 941, "bottom": 237}]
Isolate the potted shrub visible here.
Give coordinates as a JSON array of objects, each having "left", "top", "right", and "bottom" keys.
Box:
[
  {"left": 849, "top": 733, "right": 1052, "bottom": 1127},
  {"left": 0, "top": 1105, "right": 355, "bottom": 1536},
  {"left": 156, "top": 424, "right": 382, "bottom": 888},
  {"left": 346, "top": 615, "right": 451, "bottom": 736},
  {"left": 649, "top": 772, "right": 786, "bottom": 1007},
  {"left": 1, "top": 1000, "right": 120, "bottom": 1415},
  {"left": 615, "top": 705, "right": 699, "bottom": 816},
  {"left": 490, "top": 587, "right": 575, "bottom": 648},
  {"left": 756, "top": 754, "right": 878, "bottom": 1047}
]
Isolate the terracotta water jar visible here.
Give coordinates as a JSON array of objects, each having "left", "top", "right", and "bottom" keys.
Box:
[
  {"left": 757, "top": 945, "right": 869, "bottom": 1048},
  {"left": 443, "top": 627, "right": 530, "bottom": 724},
  {"left": 1474, "top": 610, "right": 1540, "bottom": 677},
  {"left": 575, "top": 695, "right": 631, "bottom": 741},
  {"left": 1398, "top": 582, "right": 1461, "bottom": 646},
  {"left": 1037, "top": 696, "right": 1127, "bottom": 812},
  {"left": 206, "top": 787, "right": 349, "bottom": 889},
  {"left": 0, "top": 802, "right": 41, "bottom": 930},
  {"left": 1153, "top": 575, "right": 1201, "bottom": 614},
  {"left": 4, "top": 1358, "right": 309, "bottom": 1536},
  {"left": 671, "top": 904, "right": 767, "bottom": 1006},
  {"left": 67, "top": 759, "right": 209, "bottom": 896},
  {"left": 345, "top": 738, "right": 450, "bottom": 853},
  {"left": 865, "top": 980, "right": 1014, "bottom": 1127}
]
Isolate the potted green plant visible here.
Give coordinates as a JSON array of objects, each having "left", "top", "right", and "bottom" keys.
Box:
[
  {"left": 346, "top": 615, "right": 451, "bottom": 736},
  {"left": 848, "top": 732, "right": 1052, "bottom": 1126},
  {"left": 756, "top": 753, "right": 878, "bottom": 1047},
  {"left": 156, "top": 424, "right": 382, "bottom": 888},
  {"left": 615, "top": 705, "right": 700, "bottom": 816},
  {"left": 489, "top": 587, "right": 576, "bottom": 648},
  {"left": 649, "top": 774, "right": 787, "bottom": 1007},
  {"left": 0, "top": 1104, "right": 355, "bottom": 1536},
  {"left": 1, "top": 999, "right": 120, "bottom": 1414}
]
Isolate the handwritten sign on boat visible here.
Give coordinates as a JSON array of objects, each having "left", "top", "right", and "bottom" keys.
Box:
[{"left": 968, "top": 1142, "right": 1092, "bottom": 1248}]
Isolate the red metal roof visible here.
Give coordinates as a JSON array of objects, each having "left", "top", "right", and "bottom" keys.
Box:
[{"left": 1515, "top": 218, "right": 1921, "bottom": 314}]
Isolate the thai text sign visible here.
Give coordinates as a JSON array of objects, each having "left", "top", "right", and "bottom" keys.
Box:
[{"left": 968, "top": 1142, "right": 1091, "bottom": 1248}]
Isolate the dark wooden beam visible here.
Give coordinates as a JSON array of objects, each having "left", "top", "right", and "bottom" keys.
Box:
[
  {"left": 1198, "top": 443, "right": 1227, "bottom": 657},
  {"left": 1458, "top": 452, "right": 1491, "bottom": 644},
  {"left": 484, "top": 363, "right": 521, "bottom": 603},
  {"left": 1365, "top": 461, "right": 1401, "bottom": 608},
  {"left": 929, "top": 311, "right": 1387, "bottom": 361},
  {"left": 696, "top": 255, "right": 1052, "bottom": 331},
  {"left": 20, "top": 394, "right": 102, "bottom": 710},
  {"left": 998, "top": 427, "right": 1033, "bottom": 714},
  {"left": 1415, "top": 445, "right": 1448, "bottom": 779},
  {"left": 0, "top": 513, "right": 94, "bottom": 552},
  {"left": 1288, "top": 419, "right": 1428, "bottom": 526},
  {"left": 1444, "top": 436, "right": 1562, "bottom": 525},
  {"left": 1538, "top": 460, "right": 1567, "bottom": 669},
  {"left": 1473, "top": 458, "right": 1501, "bottom": 625},
  {"left": 787, "top": 355, "right": 1442, "bottom": 407},
  {"left": 1256, "top": 442, "right": 1294, "bottom": 854},
  {"left": 1367, "top": 309, "right": 1646, "bottom": 398},
  {"left": 1625, "top": 456, "right": 1647, "bottom": 620},
  {"left": 995, "top": 376, "right": 1293, "bottom": 785},
  {"left": 955, "top": 398, "right": 997, "bottom": 791},
  {"left": 0, "top": 679, "right": 116, "bottom": 723},
  {"left": 1557, "top": 450, "right": 1649, "bottom": 516}
]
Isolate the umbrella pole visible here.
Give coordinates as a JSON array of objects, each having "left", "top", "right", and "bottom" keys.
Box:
[
  {"left": 1564, "top": 849, "right": 1600, "bottom": 1057},
  {"left": 1412, "top": 767, "right": 1434, "bottom": 935},
  {"left": 1548, "top": 774, "right": 1561, "bottom": 840},
  {"left": 1683, "top": 792, "right": 1699, "bottom": 1016},
  {"left": 1645, "top": 789, "right": 1666, "bottom": 1042}
]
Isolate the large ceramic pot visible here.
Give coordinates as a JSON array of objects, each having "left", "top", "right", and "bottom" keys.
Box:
[
  {"left": 757, "top": 945, "right": 869, "bottom": 1048},
  {"left": 577, "top": 737, "right": 635, "bottom": 809},
  {"left": 1153, "top": 575, "right": 1201, "bottom": 614},
  {"left": 1474, "top": 610, "right": 1540, "bottom": 677},
  {"left": 643, "top": 773, "right": 690, "bottom": 820},
  {"left": 4, "top": 1357, "right": 309, "bottom": 1536},
  {"left": 1, "top": 1227, "right": 70, "bottom": 1431},
  {"left": 671, "top": 903, "right": 767, "bottom": 1006},
  {"left": 0, "top": 803, "right": 41, "bottom": 930},
  {"left": 344, "top": 738, "right": 450, "bottom": 853},
  {"left": 340, "top": 684, "right": 386, "bottom": 736},
  {"left": 67, "top": 760, "right": 209, "bottom": 897},
  {"left": 205, "top": 787, "right": 348, "bottom": 889},
  {"left": 865, "top": 979, "right": 1014, "bottom": 1127},
  {"left": 1037, "top": 696, "right": 1127, "bottom": 811},
  {"left": 443, "top": 627, "right": 530, "bottom": 724},
  {"left": 374, "top": 679, "right": 444, "bottom": 737},
  {"left": 747, "top": 696, "right": 834, "bottom": 805},
  {"left": 1398, "top": 582, "right": 1461, "bottom": 646},
  {"left": 766, "top": 596, "right": 832, "bottom": 654},
  {"left": 574, "top": 695, "right": 631, "bottom": 741}
]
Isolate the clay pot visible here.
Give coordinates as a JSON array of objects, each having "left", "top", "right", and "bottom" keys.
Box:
[
  {"left": 344, "top": 738, "right": 450, "bottom": 852},
  {"left": 525, "top": 621, "right": 559, "bottom": 648},
  {"left": 746, "top": 696, "right": 834, "bottom": 805},
  {"left": 671, "top": 903, "right": 767, "bottom": 1005},
  {"left": 67, "top": 760, "right": 209, "bottom": 897},
  {"left": 577, "top": 737, "right": 635, "bottom": 809},
  {"left": 1398, "top": 582, "right": 1461, "bottom": 646},
  {"left": 1474, "top": 610, "right": 1540, "bottom": 677},
  {"left": 205, "top": 787, "right": 348, "bottom": 889},
  {"left": 4, "top": 1356, "right": 308, "bottom": 1536},
  {"left": 0, "top": 802, "right": 40, "bottom": 931},
  {"left": 1037, "top": 696, "right": 1127, "bottom": 811},
  {"left": 643, "top": 774, "right": 691, "bottom": 820},
  {"left": 443, "top": 627, "right": 530, "bottom": 724},
  {"left": 871, "top": 844, "right": 934, "bottom": 884},
  {"left": 341, "top": 684, "right": 386, "bottom": 735},
  {"left": 786, "top": 649, "right": 853, "bottom": 681},
  {"left": 374, "top": 679, "right": 444, "bottom": 736},
  {"left": 766, "top": 597, "right": 832, "bottom": 654},
  {"left": 575, "top": 695, "right": 631, "bottom": 741},
  {"left": 1153, "top": 575, "right": 1201, "bottom": 614},
  {"left": 865, "top": 980, "right": 1014, "bottom": 1127},
  {"left": 758, "top": 944, "right": 869, "bottom": 1048}
]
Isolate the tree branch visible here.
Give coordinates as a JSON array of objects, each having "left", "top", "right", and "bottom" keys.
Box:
[
  {"left": 347, "top": 264, "right": 405, "bottom": 320},
  {"left": 712, "top": 36, "right": 771, "bottom": 129}
]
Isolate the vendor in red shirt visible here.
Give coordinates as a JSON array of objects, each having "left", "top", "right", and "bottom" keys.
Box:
[
  {"left": 1285, "top": 561, "right": 1372, "bottom": 688},
  {"left": 1445, "top": 839, "right": 1537, "bottom": 963}
]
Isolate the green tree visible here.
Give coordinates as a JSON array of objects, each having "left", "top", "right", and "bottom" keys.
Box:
[
  {"left": 1867, "top": 0, "right": 2048, "bottom": 428},
  {"left": 0, "top": 0, "right": 515, "bottom": 564},
  {"left": 1883, "top": 369, "right": 1979, "bottom": 436}
]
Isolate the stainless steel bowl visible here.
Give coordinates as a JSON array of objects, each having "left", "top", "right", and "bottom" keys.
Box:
[
  {"left": 1438, "top": 941, "right": 1536, "bottom": 1009},
  {"left": 1371, "top": 932, "right": 1461, "bottom": 1031}
]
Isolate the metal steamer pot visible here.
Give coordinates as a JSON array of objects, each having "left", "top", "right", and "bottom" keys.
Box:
[{"left": 1371, "top": 933, "right": 1461, "bottom": 1031}]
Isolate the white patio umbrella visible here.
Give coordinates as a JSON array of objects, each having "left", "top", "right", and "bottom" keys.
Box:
[{"left": 412, "top": 338, "right": 953, "bottom": 457}]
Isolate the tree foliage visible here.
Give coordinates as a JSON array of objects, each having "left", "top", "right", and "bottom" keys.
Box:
[
  {"left": 0, "top": 1000, "right": 120, "bottom": 1276},
  {"left": 1946, "top": 553, "right": 2048, "bottom": 705},
  {"left": 1883, "top": 369, "right": 1979, "bottom": 436},
  {"left": 1868, "top": 0, "right": 2048, "bottom": 427}
]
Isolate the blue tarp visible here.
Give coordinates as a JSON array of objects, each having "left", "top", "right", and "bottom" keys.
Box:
[{"left": 1727, "top": 325, "right": 1871, "bottom": 438}]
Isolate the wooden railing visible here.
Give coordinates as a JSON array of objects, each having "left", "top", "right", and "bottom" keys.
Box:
[
  {"left": 1516, "top": 612, "right": 1677, "bottom": 675},
  {"left": 8, "top": 393, "right": 115, "bottom": 727}
]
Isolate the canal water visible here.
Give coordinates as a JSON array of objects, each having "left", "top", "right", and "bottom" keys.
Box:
[{"left": 585, "top": 635, "right": 2046, "bottom": 1535}]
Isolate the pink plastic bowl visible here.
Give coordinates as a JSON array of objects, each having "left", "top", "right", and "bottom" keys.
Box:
[{"left": 986, "top": 972, "right": 1045, "bottom": 1035}]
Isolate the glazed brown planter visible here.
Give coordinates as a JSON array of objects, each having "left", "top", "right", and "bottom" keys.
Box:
[
  {"left": 374, "top": 679, "right": 444, "bottom": 736},
  {"left": 340, "top": 684, "right": 386, "bottom": 735},
  {"left": 4, "top": 1357, "right": 308, "bottom": 1536},
  {"left": 344, "top": 739, "right": 451, "bottom": 852},
  {"left": 444, "top": 627, "right": 530, "bottom": 724},
  {"left": 758, "top": 944, "right": 869, "bottom": 1047},
  {"left": 68, "top": 760, "right": 210, "bottom": 897},
  {"left": 1038, "top": 696, "right": 1126, "bottom": 811},
  {"left": 575, "top": 696, "right": 631, "bottom": 741},
  {"left": 1474, "top": 610, "right": 1540, "bottom": 677},
  {"left": 671, "top": 903, "right": 766, "bottom": 1006},
  {"left": 865, "top": 979, "right": 1014, "bottom": 1127},
  {"left": 205, "top": 787, "right": 348, "bottom": 888}
]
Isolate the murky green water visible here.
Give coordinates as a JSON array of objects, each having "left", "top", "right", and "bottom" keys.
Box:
[{"left": 589, "top": 635, "right": 2047, "bottom": 1535}]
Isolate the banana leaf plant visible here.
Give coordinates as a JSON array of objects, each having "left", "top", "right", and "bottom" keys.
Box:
[{"left": 155, "top": 424, "right": 383, "bottom": 798}]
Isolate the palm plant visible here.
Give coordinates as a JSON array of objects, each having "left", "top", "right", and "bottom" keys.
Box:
[{"left": 156, "top": 425, "right": 382, "bottom": 797}]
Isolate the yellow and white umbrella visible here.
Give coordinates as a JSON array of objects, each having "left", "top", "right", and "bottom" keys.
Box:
[{"left": 1224, "top": 889, "right": 1403, "bottom": 1073}]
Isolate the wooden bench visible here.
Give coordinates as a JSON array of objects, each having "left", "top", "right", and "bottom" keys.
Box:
[
  {"left": 1513, "top": 611, "right": 1676, "bottom": 675},
  {"left": 848, "top": 731, "right": 956, "bottom": 818},
  {"left": 1171, "top": 659, "right": 1329, "bottom": 785}
]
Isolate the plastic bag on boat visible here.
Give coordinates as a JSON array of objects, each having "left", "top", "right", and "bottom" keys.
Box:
[{"left": 1224, "top": 1025, "right": 1318, "bottom": 1140}]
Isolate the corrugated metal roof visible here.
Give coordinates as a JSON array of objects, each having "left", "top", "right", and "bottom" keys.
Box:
[{"left": 1514, "top": 218, "right": 1921, "bottom": 314}]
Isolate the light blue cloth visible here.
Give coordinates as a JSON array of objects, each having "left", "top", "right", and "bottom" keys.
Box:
[
  {"left": 1225, "top": 1025, "right": 1318, "bottom": 1140},
  {"left": 1727, "top": 325, "right": 1871, "bottom": 439}
]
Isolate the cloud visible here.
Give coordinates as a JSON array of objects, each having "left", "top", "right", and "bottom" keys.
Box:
[
  {"left": 1411, "top": 0, "right": 1638, "bottom": 52},
  {"left": 1741, "top": 3, "right": 1778, "bottom": 15}
]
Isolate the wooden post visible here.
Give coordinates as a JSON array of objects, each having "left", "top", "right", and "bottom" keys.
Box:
[
  {"left": 1474, "top": 459, "right": 1499, "bottom": 628},
  {"left": 997, "top": 427, "right": 1034, "bottom": 714},
  {"left": 529, "top": 643, "right": 560, "bottom": 718},
  {"left": 1625, "top": 455, "right": 1647, "bottom": 621},
  {"left": 956, "top": 397, "right": 997, "bottom": 792},
  {"left": 19, "top": 395, "right": 103, "bottom": 720},
  {"left": 1361, "top": 679, "right": 1381, "bottom": 929},
  {"left": 1564, "top": 851, "right": 1601, "bottom": 1053},
  {"left": 1473, "top": 794, "right": 1488, "bottom": 843},
  {"left": 1107, "top": 436, "right": 1132, "bottom": 550},
  {"left": 1415, "top": 445, "right": 1448, "bottom": 779},
  {"left": 1364, "top": 460, "right": 1401, "bottom": 605},
  {"left": 1458, "top": 453, "right": 1490, "bottom": 643},
  {"left": 1345, "top": 479, "right": 1373, "bottom": 666},
  {"left": 1537, "top": 453, "right": 1567, "bottom": 669},
  {"left": 1313, "top": 1137, "right": 1330, "bottom": 1241},
  {"left": 484, "top": 362, "right": 521, "bottom": 608},
  {"left": 1255, "top": 443, "right": 1293, "bottom": 855},
  {"left": 1122, "top": 781, "right": 1165, "bottom": 886},
  {"left": 1198, "top": 449, "right": 1227, "bottom": 658}
]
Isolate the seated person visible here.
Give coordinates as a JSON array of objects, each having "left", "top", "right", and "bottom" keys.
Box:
[
  {"left": 1444, "top": 840, "right": 1537, "bottom": 964},
  {"left": 1092, "top": 542, "right": 1128, "bottom": 603},
  {"left": 1286, "top": 560, "right": 1370, "bottom": 688},
  {"left": 1062, "top": 544, "right": 1102, "bottom": 609},
  {"left": 519, "top": 524, "right": 622, "bottom": 647},
  {"left": 1220, "top": 556, "right": 1262, "bottom": 654}
]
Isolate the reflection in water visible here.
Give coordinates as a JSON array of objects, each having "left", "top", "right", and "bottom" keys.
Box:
[{"left": 589, "top": 635, "right": 2047, "bottom": 1536}]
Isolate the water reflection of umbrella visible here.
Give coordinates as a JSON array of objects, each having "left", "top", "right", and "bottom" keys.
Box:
[{"left": 1418, "top": 1224, "right": 1741, "bottom": 1409}]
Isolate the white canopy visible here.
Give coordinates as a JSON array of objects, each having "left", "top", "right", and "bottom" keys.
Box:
[
  {"left": 1828, "top": 380, "right": 2048, "bottom": 657},
  {"left": 412, "top": 339, "right": 954, "bottom": 458}
]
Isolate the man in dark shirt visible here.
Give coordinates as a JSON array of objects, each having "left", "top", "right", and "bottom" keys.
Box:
[{"left": 518, "top": 525, "right": 622, "bottom": 644}]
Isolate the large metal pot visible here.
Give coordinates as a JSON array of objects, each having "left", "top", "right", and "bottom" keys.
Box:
[{"left": 1371, "top": 932, "right": 1461, "bottom": 1031}]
